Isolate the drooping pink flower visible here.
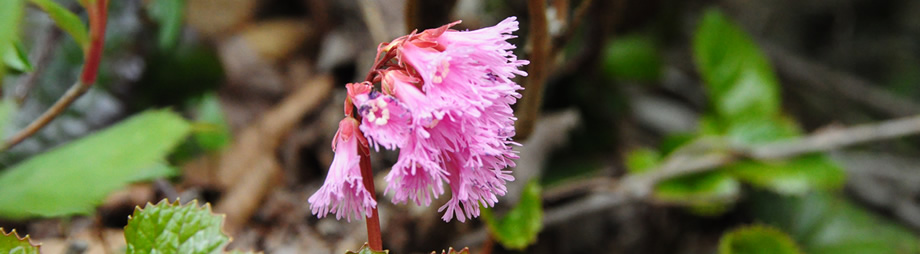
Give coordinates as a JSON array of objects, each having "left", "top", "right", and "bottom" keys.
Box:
[
  {"left": 308, "top": 118, "right": 377, "bottom": 222},
  {"left": 355, "top": 17, "right": 527, "bottom": 222}
]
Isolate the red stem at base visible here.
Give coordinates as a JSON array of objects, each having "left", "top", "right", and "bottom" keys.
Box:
[{"left": 358, "top": 134, "right": 383, "bottom": 250}]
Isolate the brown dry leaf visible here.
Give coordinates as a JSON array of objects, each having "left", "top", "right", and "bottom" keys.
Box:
[
  {"left": 186, "top": 0, "right": 259, "bottom": 38},
  {"left": 214, "top": 75, "right": 334, "bottom": 232},
  {"left": 240, "top": 19, "right": 313, "bottom": 63}
]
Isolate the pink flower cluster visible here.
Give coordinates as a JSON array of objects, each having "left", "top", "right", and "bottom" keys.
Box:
[{"left": 309, "top": 17, "right": 528, "bottom": 222}]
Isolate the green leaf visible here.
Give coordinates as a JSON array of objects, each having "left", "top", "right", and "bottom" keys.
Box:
[
  {"left": 0, "top": 0, "right": 25, "bottom": 81},
  {"left": 344, "top": 243, "right": 389, "bottom": 254},
  {"left": 654, "top": 170, "right": 740, "bottom": 206},
  {"left": 603, "top": 34, "right": 662, "bottom": 82},
  {"left": 752, "top": 192, "right": 920, "bottom": 254},
  {"left": 146, "top": 0, "right": 185, "bottom": 50},
  {"left": 0, "top": 110, "right": 192, "bottom": 219},
  {"left": 0, "top": 228, "right": 39, "bottom": 254},
  {"left": 719, "top": 225, "right": 803, "bottom": 254},
  {"left": 29, "top": 0, "right": 89, "bottom": 48},
  {"left": 124, "top": 199, "right": 229, "bottom": 254},
  {"left": 625, "top": 148, "right": 661, "bottom": 174},
  {"left": 693, "top": 8, "right": 781, "bottom": 124},
  {"left": 728, "top": 155, "right": 845, "bottom": 195},
  {"left": 481, "top": 180, "right": 543, "bottom": 250},
  {"left": 3, "top": 40, "right": 32, "bottom": 72},
  {"left": 191, "top": 93, "right": 231, "bottom": 152},
  {"left": 725, "top": 116, "right": 800, "bottom": 146}
]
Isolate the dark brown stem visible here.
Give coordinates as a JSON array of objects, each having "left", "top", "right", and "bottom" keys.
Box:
[
  {"left": 515, "top": 0, "right": 550, "bottom": 140},
  {"left": 359, "top": 143, "right": 383, "bottom": 250},
  {"left": 2, "top": 0, "right": 108, "bottom": 151}
]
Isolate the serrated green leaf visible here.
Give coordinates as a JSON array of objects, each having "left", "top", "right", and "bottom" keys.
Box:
[
  {"left": 693, "top": 8, "right": 780, "bottom": 124},
  {"left": 146, "top": 0, "right": 185, "bottom": 50},
  {"left": 0, "top": 0, "right": 25, "bottom": 81},
  {"left": 430, "top": 247, "right": 469, "bottom": 254},
  {"left": 719, "top": 225, "right": 803, "bottom": 254},
  {"left": 625, "top": 148, "right": 661, "bottom": 174},
  {"left": 191, "top": 93, "right": 231, "bottom": 152},
  {"left": 481, "top": 180, "right": 543, "bottom": 250},
  {"left": 728, "top": 155, "right": 845, "bottom": 195},
  {"left": 0, "top": 110, "right": 191, "bottom": 219},
  {"left": 29, "top": 0, "right": 89, "bottom": 48},
  {"left": 4, "top": 40, "right": 32, "bottom": 72},
  {"left": 752, "top": 192, "right": 920, "bottom": 254},
  {"left": 0, "top": 228, "right": 39, "bottom": 254},
  {"left": 125, "top": 199, "right": 229, "bottom": 254},
  {"left": 344, "top": 243, "right": 389, "bottom": 254},
  {"left": 655, "top": 170, "right": 740, "bottom": 206},
  {"left": 603, "top": 34, "right": 662, "bottom": 82}
]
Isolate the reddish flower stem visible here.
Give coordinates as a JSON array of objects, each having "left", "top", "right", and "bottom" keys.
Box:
[
  {"left": 1, "top": 0, "right": 108, "bottom": 151},
  {"left": 353, "top": 55, "right": 389, "bottom": 251}
]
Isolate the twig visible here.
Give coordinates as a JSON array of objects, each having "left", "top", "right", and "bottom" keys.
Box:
[
  {"left": 458, "top": 113, "right": 920, "bottom": 247},
  {"left": 766, "top": 44, "right": 920, "bottom": 117},
  {"left": 14, "top": 27, "right": 61, "bottom": 105},
  {"left": 514, "top": 0, "right": 551, "bottom": 140},
  {"left": 549, "top": 0, "right": 592, "bottom": 56},
  {"left": 2, "top": 0, "right": 108, "bottom": 151}
]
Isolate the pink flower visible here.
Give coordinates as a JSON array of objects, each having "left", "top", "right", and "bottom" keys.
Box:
[
  {"left": 357, "top": 17, "right": 527, "bottom": 222},
  {"left": 308, "top": 118, "right": 377, "bottom": 222}
]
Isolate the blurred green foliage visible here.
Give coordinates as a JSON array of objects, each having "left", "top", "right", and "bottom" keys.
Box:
[
  {"left": 0, "top": 0, "right": 25, "bottom": 81},
  {"left": 146, "top": 0, "right": 185, "bottom": 51},
  {"left": 752, "top": 192, "right": 920, "bottom": 254},
  {"left": 481, "top": 180, "right": 543, "bottom": 250},
  {"left": 718, "top": 225, "right": 802, "bottom": 254},
  {"left": 191, "top": 93, "right": 232, "bottom": 152},
  {"left": 4, "top": 40, "right": 32, "bottom": 73},
  {"left": 602, "top": 35, "right": 662, "bottom": 82},
  {"left": 0, "top": 110, "right": 190, "bottom": 219},
  {"left": 29, "top": 0, "right": 89, "bottom": 49}
]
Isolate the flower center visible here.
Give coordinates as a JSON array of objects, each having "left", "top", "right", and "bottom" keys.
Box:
[{"left": 365, "top": 99, "right": 390, "bottom": 126}]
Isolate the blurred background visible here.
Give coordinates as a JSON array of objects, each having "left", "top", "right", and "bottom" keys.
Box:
[{"left": 1, "top": 0, "right": 920, "bottom": 253}]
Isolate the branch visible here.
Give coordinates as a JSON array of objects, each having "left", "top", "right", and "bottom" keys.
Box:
[
  {"left": 2, "top": 0, "right": 108, "bottom": 151},
  {"left": 458, "top": 113, "right": 920, "bottom": 247},
  {"left": 514, "top": 0, "right": 551, "bottom": 140}
]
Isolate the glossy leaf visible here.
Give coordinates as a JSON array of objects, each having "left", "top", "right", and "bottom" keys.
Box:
[
  {"left": 124, "top": 199, "right": 229, "bottom": 254},
  {"left": 693, "top": 9, "right": 780, "bottom": 124},
  {"left": 0, "top": 228, "right": 39, "bottom": 254},
  {"left": 0, "top": 110, "right": 191, "bottom": 219},
  {"left": 345, "top": 243, "right": 389, "bottom": 254},
  {"left": 481, "top": 180, "right": 543, "bottom": 250},
  {"left": 752, "top": 192, "right": 920, "bottom": 254},
  {"left": 29, "top": 0, "right": 89, "bottom": 48},
  {"left": 718, "top": 225, "right": 802, "bottom": 254}
]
